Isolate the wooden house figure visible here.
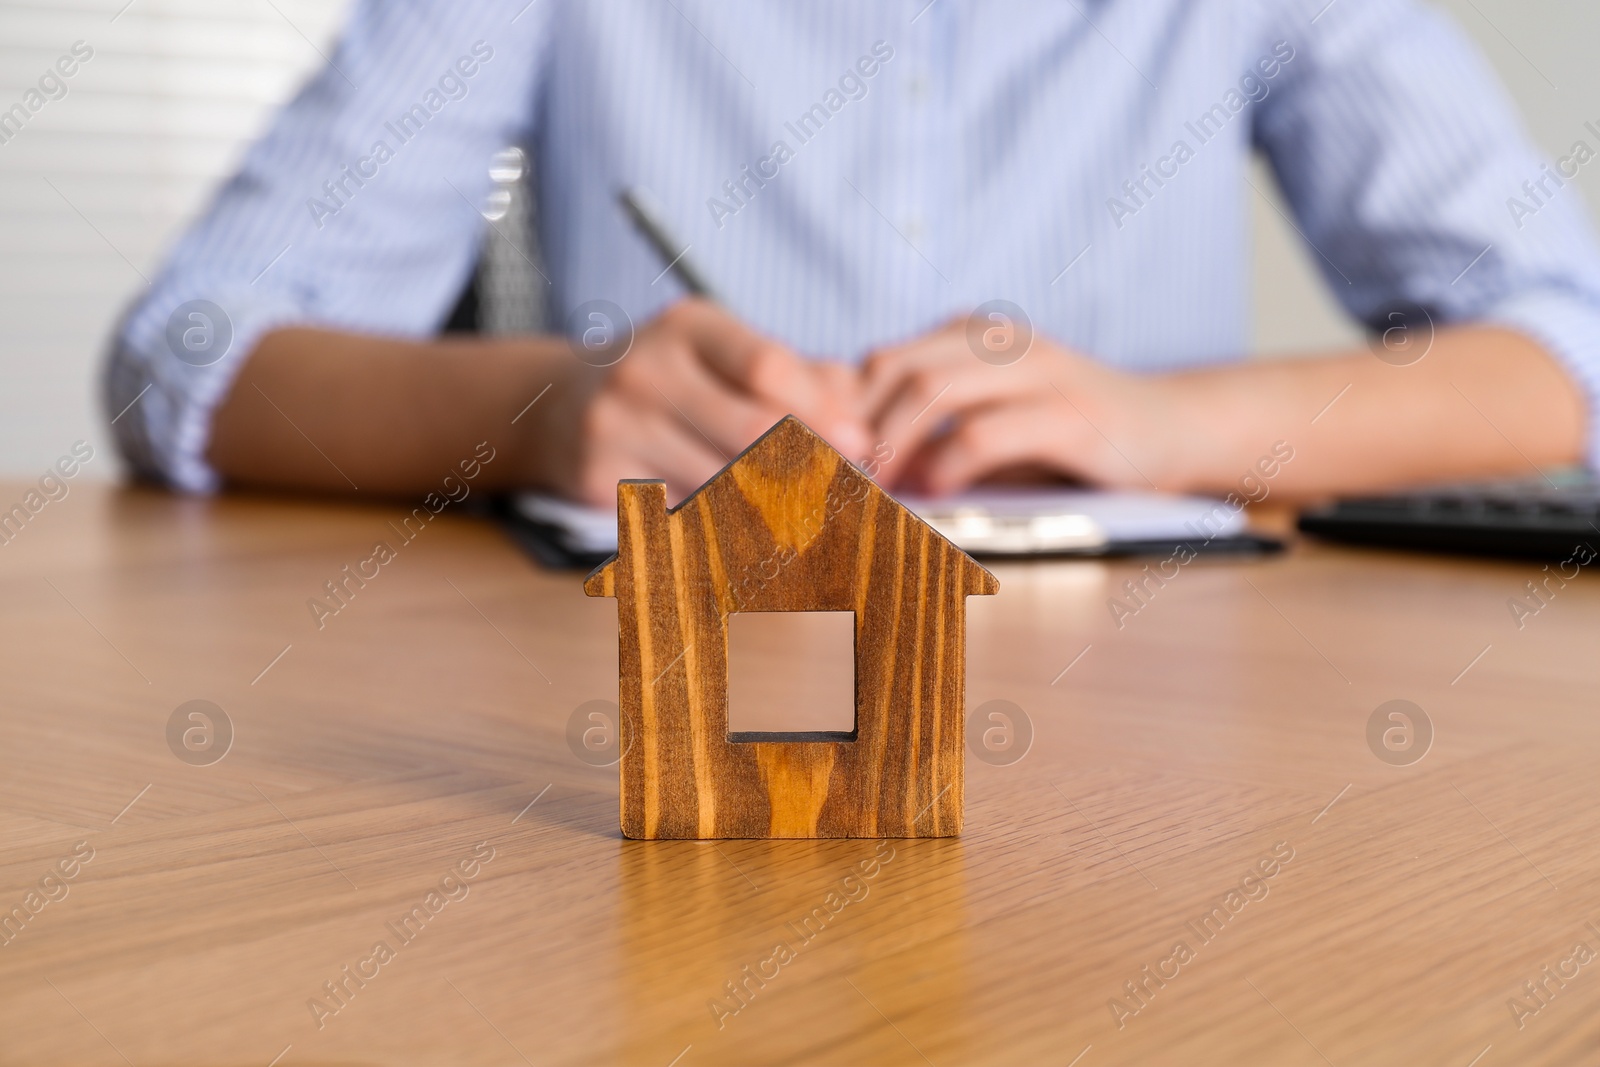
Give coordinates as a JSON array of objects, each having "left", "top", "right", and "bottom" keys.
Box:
[{"left": 584, "top": 416, "right": 998, "bottom": 839}]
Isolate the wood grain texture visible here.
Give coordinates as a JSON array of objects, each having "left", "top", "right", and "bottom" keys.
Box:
[
  {"left": 584, "top": 416, "right": 999, "bottom": 839},
  {"left": 5, "top": 482, "right": 1600, "bottom": 1065}
]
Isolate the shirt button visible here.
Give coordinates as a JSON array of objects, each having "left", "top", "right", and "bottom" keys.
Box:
[
  {"left": 907, "top": 76, "right": 928, "bottom": 102},
  {"left": 903, "top": 216, "right": 926, "bottom": 243}
]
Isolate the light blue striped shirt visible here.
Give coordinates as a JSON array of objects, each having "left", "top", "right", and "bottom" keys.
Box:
[{"left": 108, "top": 0, "right": 1600, "bottom": 491}]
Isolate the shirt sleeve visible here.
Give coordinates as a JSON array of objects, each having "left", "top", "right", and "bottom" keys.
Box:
[
  {"left": 1254, "top": 0, "right": 1600, "bottom": 468},
  {"left": 104, "top": 0, "right": 554, "bottom": 492}
]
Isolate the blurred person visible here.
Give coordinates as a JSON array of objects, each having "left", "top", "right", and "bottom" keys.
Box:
[{"left": 107, "top": 0, "right": 1600, "bottom": 507}]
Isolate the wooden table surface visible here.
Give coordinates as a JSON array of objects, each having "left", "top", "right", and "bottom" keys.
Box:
[{"left": 3, "top": 482, "right": 1599, "bottom": 1067}]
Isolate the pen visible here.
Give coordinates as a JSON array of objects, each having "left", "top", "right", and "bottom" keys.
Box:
[{"left": 618, "top": 186, "right": 720, "bottom": 301}]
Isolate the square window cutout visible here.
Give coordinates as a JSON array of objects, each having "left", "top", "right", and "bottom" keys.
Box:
[{"left": 727, "top": 610, "right": 856, "bottom": 742}]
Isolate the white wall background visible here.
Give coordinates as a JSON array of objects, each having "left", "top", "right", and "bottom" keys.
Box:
[
  {"left": 0, "top": 0, "right": 1593, "bottom": 479},
  {"left": 0, "top": 0, "right": 353, "bottom": 479}
]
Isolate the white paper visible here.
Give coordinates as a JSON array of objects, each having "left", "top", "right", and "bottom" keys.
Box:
[{"left": 513, "top": 485, "right": 1248, "bottom": 556}]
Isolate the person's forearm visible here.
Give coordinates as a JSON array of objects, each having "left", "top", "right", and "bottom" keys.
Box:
[
  {"left": 206, "top": 327, "right": 585, "bottom": 496},
  {"left": 1162, "top": 326, "right": 1587, "bottom": 500}
]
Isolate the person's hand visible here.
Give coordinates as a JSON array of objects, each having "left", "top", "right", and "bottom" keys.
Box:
[
  {"left": 548, "top": 299, "right": 869, "bottom": 505},
  {"left": 859, "top": 315, "right": 1191, "bottom": 496}
]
